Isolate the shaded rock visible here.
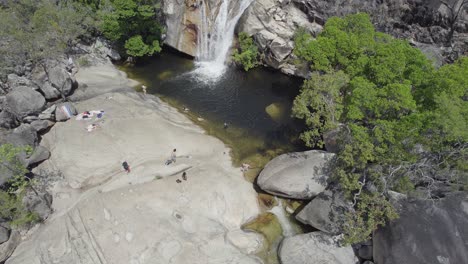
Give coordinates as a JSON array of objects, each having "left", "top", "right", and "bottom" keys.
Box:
[
  {"left": 25, "top": 146, "right": 50, "bottom": 167},
  {"left": 0, "top": 110, "right": 19, "bottom": 129},
  {"left": 257, "top": 150, "right": 335, "bottom": 199},
  {"left": 48, "top": 66, "right": 73, "bottom": 96},
  {"left": 363, "top": 261, "right": 374, "bottom": 264},
  {"left": 323, "top": 124, "right": 344, "bottom": 153},
  {"left": 38, "top": 105, "right": 56, "bottom": 120},
  {"left": 30, "top": 120, "right": 53, "bottom": 132},
  {"left": 0, "top": 231, "right": 20, "bottom": 263},
  {"left": 373, "top": 193, "right": 468, "bottom": 264},
  {"left": 0, "top": 226, "right": 9, "bottom": 244},
  {"left": 30, "top": 65, "right": 61, "bottom": 100},
  {"left": 55, "top": 102, "right": 77, "bottom": 122},
  {"left": 93, "top": 37, "right": 121, "bottom": 61},
  {"left": 296, "top": 189, "right": 351, "bottom": 234},
  {"left": 279, "top": 232, "right": 357, "bottom": 264},
  {"left": 358, "top": 245, "right": 373, "bottom": 260},
  {"left": 22, "top": 190, "right": 52, "bottom": 221},
  {"left": 5, "top": 124, "right": 37, "bottom": 147},
  {"left": 5, "top": 87, "right": 46, "bottom": 118}
]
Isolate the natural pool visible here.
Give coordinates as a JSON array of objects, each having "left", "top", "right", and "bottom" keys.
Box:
[
  {"left": 121, "top": 50, "right": 306, "bottom": 170},
  {"left": 120, "top": 50, "right": 310, "bottom": 263}
]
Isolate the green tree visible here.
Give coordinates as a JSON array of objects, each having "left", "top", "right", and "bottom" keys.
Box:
[
  {"left": 232, "top": 32, "right": 259, "bottom": 71},
  {"left": 292, "top": 71, "right": 349, "bottom": 148},
  {"left": 293, "top": 13, "right": 467, "bottom": 245},
  {"left": 99, "top": 0, "right": 163, "bottom": 58}
]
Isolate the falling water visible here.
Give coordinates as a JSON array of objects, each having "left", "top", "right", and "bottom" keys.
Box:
[
  {"left": 192, "top": 0, "right": 254, "bottom": 80},
  {"left": 269, "top": 198, "right": 296, "bottom": 237}
]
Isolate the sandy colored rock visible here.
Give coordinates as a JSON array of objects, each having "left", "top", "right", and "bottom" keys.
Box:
[{"left": 6, "top": 64, "right": 262, "bottom": 264}]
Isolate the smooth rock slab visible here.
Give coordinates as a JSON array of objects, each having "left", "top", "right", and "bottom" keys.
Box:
[
  {"left": 279, "top": 232, "right": 356, "bottom": 264},
  {"left": 257, "top": 150, "right": 335, "bottom": 199}
]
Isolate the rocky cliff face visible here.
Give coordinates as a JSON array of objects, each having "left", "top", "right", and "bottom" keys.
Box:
[
  {"left": 238, "top": 0, "right": 468, "bottom": 75},
  {"left": 163, "top": 0, "right": 200, "bottom": 56}
]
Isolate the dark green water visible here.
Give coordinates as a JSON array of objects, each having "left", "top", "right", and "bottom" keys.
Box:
[{"left": 122, "top": 50, "right": 306, "bottom": 164}]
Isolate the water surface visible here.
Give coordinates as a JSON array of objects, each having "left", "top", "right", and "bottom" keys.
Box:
[{"left": 122, "top": 50, "right": 306, "bottom": 164}]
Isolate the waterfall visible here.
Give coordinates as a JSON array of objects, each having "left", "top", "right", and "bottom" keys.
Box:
[
  {"left": 269, "top": 198, "right": 296, "bottom": 237},
  {"left": 193, "top": 0, "right": 254, "bottom": 79}
]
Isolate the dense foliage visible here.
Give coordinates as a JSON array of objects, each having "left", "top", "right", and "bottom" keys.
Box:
[
  {"left": 232, "top": 32, "right": 260, "bottom": 71},
  {"left": 293, "top": 13, "right": 468, "bottom": 244},
  {"left": 0, "top": 0, "right": 164, "bottom": 76},
  {"left": 0, "top": 144, "right": 39, "bottom": 227},
  {"left": 98, "top": 0, "right": 163, "bottom": 58},
  {"left": 0, "top": 0, "right": 97, "bottom": 75}
]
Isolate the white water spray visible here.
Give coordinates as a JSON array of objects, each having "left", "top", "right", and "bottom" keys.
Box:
[
  {"left": 192, "top": 0, "right": 254, "bottom": 80},
  {"left": 269, "top": 198, "right": 296, "bottom": 237}
]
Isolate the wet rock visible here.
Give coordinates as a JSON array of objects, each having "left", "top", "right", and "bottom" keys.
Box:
[
  {"left": 5, "top": 87, "right": 46, "bottom": 118},
  {"left": 279, "top": 232, "right": 357, "bottom": 264},
  {"left": 257, "top": 150, "right": 335, "bottom": 199},
  {"left": 296, "top": 189, "right": 351, "bottom": 234},
  {"left": 373, "top": 193, "right": 468, "bottom": 264}
]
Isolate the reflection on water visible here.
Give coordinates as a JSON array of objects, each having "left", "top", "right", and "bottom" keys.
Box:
[{"left": 121, "top": 50, "right": 306, "bottom": 163}]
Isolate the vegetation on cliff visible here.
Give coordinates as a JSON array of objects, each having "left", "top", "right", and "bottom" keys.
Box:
[
  {"left": 0, "top": 0, "right": 163, "bottom": 76},
  {"left": 232, "top": 32, "right": 260, "bottom": 71},
  {"left": 293, "top": 13, "right": 468, "bottom": 244}
]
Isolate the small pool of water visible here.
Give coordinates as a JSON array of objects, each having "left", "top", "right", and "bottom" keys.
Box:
[{"left": 121, "top": 50, "right": 306, "bottom": 165}]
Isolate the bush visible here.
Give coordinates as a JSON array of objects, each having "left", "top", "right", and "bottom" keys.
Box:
[{"left": 232, "top": 32, "right": 259, "bottom": 71}]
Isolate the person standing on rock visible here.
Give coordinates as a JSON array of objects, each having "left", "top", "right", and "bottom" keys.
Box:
[
  {"left": 171, "top": 149, "right": 177, "bottom": 163},
  {"left": 122, "top": 161, "right": 131, "bottom": 173},
  {"left": 142, "top": 85, "right": 147, "bottom": 95}
]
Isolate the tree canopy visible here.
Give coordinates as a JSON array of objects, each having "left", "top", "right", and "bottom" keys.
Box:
[{"left": 293, "top": 13, "right": 468, "bottom": 244}]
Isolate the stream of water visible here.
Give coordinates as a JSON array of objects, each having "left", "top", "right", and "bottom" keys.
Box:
[{"left": 195, "top": 0, "right": 255, "bottom": 79}]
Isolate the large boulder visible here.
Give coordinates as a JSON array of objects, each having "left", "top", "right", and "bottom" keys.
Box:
[
  {"left": 5, "top": 87, "right": 46, "bottom": 118},
  {"left": 31, "top": 65, "right": 61, "bottom": 100},
  {"left": 54, "top": 102, "right": 77, "bottom": 122},
  {"left": 257, "top": 150, "right": 335, "bottom": 199},
  {"left": 6, "top": 74, "right": 36, "bottom": 89},
  {"left": 0, "top": 226, "right": 9, "bottom": 244},
  {"left": 30, "top": 120, "right": 54, "bottom": 133},
  {"left": 238, "top": 0, "right": 321, "bottom": 75},
  {"left": 296, "top": 189, "right": 351, "bottom": 235},
  {"left": 0, "top": 110, "right": 19, "bottom": 129},
  {"left": 279, "top": 232, "right": 357, "bottom": 264},
  {"left": 47, "top": 66, "right": 74, "bottom": 96},
  {"left": 373, "top": 192, "right": 468, "bottom": 264},
  {"left": 5, "top": 124, "right": 38, "bottom": 147},
  {"left": 25, "top": 146, "right": 50, "bottom": 167},
  {"left": 22, "top": 190, "right": 52, "bottom": 221},
  {"left": 0, "top": 231, "right": 20, "bottom": 263}
]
